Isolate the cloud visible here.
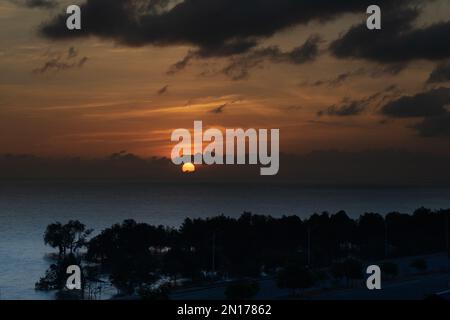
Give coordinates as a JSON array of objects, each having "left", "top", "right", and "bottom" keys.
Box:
[
  {"left": 67, "top": 46, "right": 78, "bottom": 59},
  {"left": 33, "top": 47, "right": 88, "bottom": 74},
  {"left": 380, "top": 87, "right": 450, "bottom": 118},
  {"left": 166, "top": 50, "right": 196, "bottom": 75},
  {"left": 379, "top": 87, "right": 450, "bottom": 138},
  {"left": 210, "top": 103, "right": 227, "bottom": 114},
  {"left": 318, "top": 85, "right": 399, "bottom": 117},
  {"left": 412, "top": 114, "right": 450, "bottom": 137},
  {"left": 330, "top": 7, "right": 450, "bottom": 64},
  {"left": 41, "top": 0, "right": 409, "bottom": 57},
  {"left": 318, "top": 101, "right": 366, "bottom": 117},
  {"left": 307, "top": 64, "right": 406, "bottom": 88},
  {"left": 157, "top": 84, "right": 169, "bottom": 95},
  {"left": 9, "top": 0, "right": 56, "bottom": 8},
  {"left": 427, "top": 62, "right": 450, "bottom": 84},
  {"left": 168, "top": 35, "right": 321, "bottom": 79},
  {"left": 325, "top": 71, "right": 360, "bottom": 87},
  {"left": 221, "top": 35, "right": 321, "bottom": 80},
  {"left": 78, "top": 56, "right": 89, "bottom": 67},
  {"left": 210, "top": 99, "right": 241, "bottom": 114},
  {"left": 308, "top": 68, "right": 365, "bottom": 87}
]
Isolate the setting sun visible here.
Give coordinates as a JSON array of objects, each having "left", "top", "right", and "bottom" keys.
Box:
[{"left": 182, "top": 162, "right": 196, "bottom": 173}]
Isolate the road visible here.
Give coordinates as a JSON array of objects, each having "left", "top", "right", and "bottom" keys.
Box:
[
  {"left": 171, "top": 253, "right": 450, "bottom": 300},
  {"left": 314, "top": 273, "right": 450, "bottom": 300}
]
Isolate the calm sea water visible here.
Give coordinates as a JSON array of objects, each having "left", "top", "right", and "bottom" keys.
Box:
[{"left": 1, "top": 181, "right": 450, "bottom": 300}]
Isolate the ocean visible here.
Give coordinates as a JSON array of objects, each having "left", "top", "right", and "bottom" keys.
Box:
[{"left": 1, "top": 181, "right": 450, "bottom": 299}]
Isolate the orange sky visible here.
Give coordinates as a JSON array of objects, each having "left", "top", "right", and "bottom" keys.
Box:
[{"left": 1, "top": 1, "right": 450, "bottom": 159}]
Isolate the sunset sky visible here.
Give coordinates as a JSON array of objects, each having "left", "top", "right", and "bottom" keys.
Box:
[{"left": 1, "top": 0, "right": 450, "bottom": 160}]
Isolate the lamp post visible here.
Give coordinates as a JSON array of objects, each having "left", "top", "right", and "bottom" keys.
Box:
[
  {"left": 212, "top": 232, "right": 216, "bottom": 274},
  {"left": 307, "top": 226, "right": 311, "bottom": 267},
  {"left": 384, "top": 218, "right": 389, "bottom": 258}
]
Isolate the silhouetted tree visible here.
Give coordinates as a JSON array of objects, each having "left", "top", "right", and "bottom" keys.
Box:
[
  {"left": 410, "top": 258, "right": 428, "bottom": 272},
  {"left": 357, "top": 213, "right": 384, "bottom": 258},
  {"left": 44, "top": 220, "right": 91, "bottom": 258},
  {"left": 138, "top": 284, "right": 170, "bottom": 300},
  {"left": 225, "top": 280, "right": 260, "bottom": 300},
  {"left": 163, "top": 247, "right": 202, "bottom": 282},
  {"left": 109, "top": 255, "right": 157, "bottom": 295},
  {"left": 381, "top": 262, "right": 399, "bottom": 279},
  {"left": 35, "top": 253, "right": 80, "bottom": 291},
  {"left": 277, "top": 257, "right": 315, "bottom": 296},
  {"left": 37, "top": 208, "right": 450, "bottom": 299},
  {"left": 331, "top": 258, "right": 363, "bottom": 287}
]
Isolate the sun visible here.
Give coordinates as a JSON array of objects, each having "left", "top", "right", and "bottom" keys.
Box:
[{"left": 182, "top": 162, "right": 196, "bottom": 173}]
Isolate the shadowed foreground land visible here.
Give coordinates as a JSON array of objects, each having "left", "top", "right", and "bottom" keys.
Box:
[{"left": 36, "top": 207, "right": 450, "bottom": 300}]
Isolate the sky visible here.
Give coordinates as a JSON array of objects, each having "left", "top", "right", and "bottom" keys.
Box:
[{"left": 0, "top": 0, "right": 450, "bottom": 168}]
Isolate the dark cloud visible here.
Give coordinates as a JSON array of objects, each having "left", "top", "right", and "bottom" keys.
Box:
[
  {"left": 9, "top": 0, "right": 56, "bottom": 8},
  {"left": 319, "top": 85, "right": 399, "bottom": 117},
  {"left": 210, "top": 99, "right": 241, "bottom": 114},
  {"left": 78, "top": 56, "right": 89, "bottom": 67},
  {"left": 157, "top": 84, "right": 169, "bottom": 95},
  {"left": 330, "top": 7, "right": 450, "bottom": 64},
  {"left": 67, "top": 46, "right": 78, "bottom": 59},
  {"left": 327, "top": 72, "right": 359, "bottom": 87},
  {"left": 168, "top": 35, "right": 321, "bottom": 79},
  {"left": 308, "top": 68, "right": 365, "bottom": 87},
  {"left": 412, "top": 114, "right": 450, "bottom": 137},
  {"left": 381, "top": 87, "right": 450, "bottom": 118},
  {"left": 41, "top": 0, "right": 409, "bottom": 57},
  {"left": 167, "top": 40, "right": 262, "bottom": 76},
  {"left": 307, "top": 65, "right": 406, "bottom": 88},
  {"left": 210, "top": 103, "right": 227, "bottom": 114},
  {"left": 221, "top": 35, "right": 321, "bottom": 80},
  {"left": 33, "top": 47, "right": 88, "bottom": 74},
  {"left": 427, "top": 62, "right": 450, "bottom": 84},
  {"left": 379, "top": 87, "right": 450, "bottom": 138},
  {"left": 288, "top": 35, "right": 322, "bottom": 64},
  {"left": 369, "top": 63, "right": 407, "bottom": 77},
  {"left": 166, "top": 50, "right": 195, "bottom": 75},
  {"left": 318, "top": 101, "right": 366, "bottom": 117}
]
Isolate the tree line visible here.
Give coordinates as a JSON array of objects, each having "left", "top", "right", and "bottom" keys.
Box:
[{"left": 36, "top": 207, "right": 450, "bottom": 298}]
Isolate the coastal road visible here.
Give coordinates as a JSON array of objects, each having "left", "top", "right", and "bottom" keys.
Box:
[
  {"left": 171, "top": 278, "right": 290, "bottom": 300},
  {"left": 313, "top": 273, "right": 450, "bottom": 300},
  {"left": 171, "top": 253, "right": 450, "bottom": 300},
  {"left": 171, "top": 272, "right": 450, "bottom": 300}
]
